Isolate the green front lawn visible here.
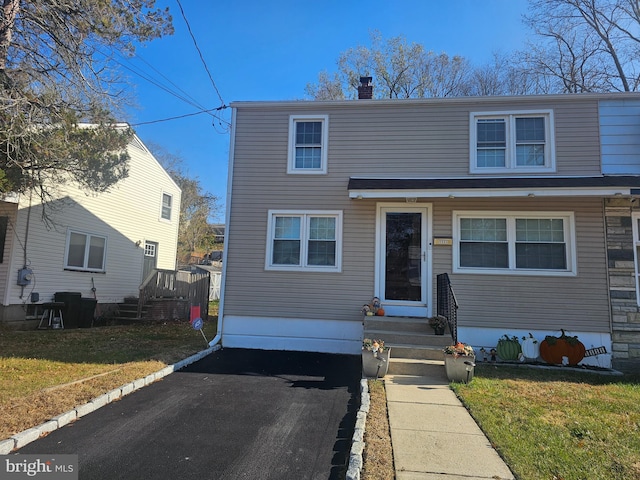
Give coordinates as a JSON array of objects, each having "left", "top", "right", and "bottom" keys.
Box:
[{"left": 451, "top": 365, "right": 640, "bottom": 480}]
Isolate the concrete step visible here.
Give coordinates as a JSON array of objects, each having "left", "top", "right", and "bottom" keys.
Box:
[
  {"left": 389, "top": 345, "right": 446, "bottom": 360},
  {"left": 364, "top": 329, "right": 452, "bottom": 347},
  {"left": 388, "top": 358, "right": 445, "bottom": 376},
  {"left": 363, "top": 315, "right": 431, "bottom": 333}
]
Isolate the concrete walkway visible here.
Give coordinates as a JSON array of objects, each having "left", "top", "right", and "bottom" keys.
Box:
[{"left": 385, "top": 366, "right": 515, "bottom": 480}]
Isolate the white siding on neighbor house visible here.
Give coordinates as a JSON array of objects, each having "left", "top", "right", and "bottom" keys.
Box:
[
  {"left": 4, "top": 137, "right": 181, "bottom": 306},
  {"left": 223, "top": 95, "right": 617, "bottom": 336},
  {"left": 600, "top": 99, "right": 640, "bottom": 174},
  {"left": 0, "top": 202, "right": 17, "bottom": 306}
]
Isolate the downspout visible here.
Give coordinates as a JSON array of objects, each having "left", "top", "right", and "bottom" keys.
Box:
[
  {"left": 19, "top": 188, "right": 33, "bottom": 300},
  {"left": 209, "top": 106, "right": 236, "bottom": 347}
]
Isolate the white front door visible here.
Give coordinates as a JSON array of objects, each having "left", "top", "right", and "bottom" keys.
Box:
[{"left": 376, "top": 203, "right": 432, "bottom": 317}]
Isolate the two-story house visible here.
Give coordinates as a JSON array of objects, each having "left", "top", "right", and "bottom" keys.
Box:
[
  {"left": 0, "top": 130, "right": 181, "bottom": 328},
  {"left": 219, "top": 87, "right": 640, "bottom": 370}
]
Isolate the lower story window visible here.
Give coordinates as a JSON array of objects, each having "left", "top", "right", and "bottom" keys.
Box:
[
  {"left": 267, "top": 210, "right": 342, "bottom": 271},
  {"left": 454, "top": 211, "right": 575, "bottom": 275},
  {"left": 65, "top": 230, "right": 107, "bottom": 272}
]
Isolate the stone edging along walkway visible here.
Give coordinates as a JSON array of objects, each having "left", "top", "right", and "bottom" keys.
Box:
[
  {"left": 1, "top": 346, "right": 370, "bottom": 478},
  {"left": 0, "top": 345, "right": 221, "bottom": 455}
]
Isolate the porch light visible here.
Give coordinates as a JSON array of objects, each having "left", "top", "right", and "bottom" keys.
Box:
[
  {"left": 405, "top": 197, "right": 417, "bottom": 203},
  {"left": 448, "top": 194, "right": 455, "bottom": 199}
]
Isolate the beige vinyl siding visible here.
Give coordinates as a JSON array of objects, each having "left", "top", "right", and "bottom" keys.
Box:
[
  {"left": 431, "top": 197, "right": 609, "bottom": 333},
  {"left": 225, "top": 95, "right": 619, "bottom": 332}
]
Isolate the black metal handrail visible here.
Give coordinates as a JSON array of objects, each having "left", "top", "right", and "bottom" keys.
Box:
[{"left": 437, "top": 273, "right": 458, "bottom": 344}]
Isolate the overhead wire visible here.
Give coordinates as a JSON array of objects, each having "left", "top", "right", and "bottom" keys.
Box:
[{"left": 175, "top": 0, "right": 225, "bottom": 106}]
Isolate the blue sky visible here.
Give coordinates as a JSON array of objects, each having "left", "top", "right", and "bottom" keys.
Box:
[{"left": 124, "top": 0, "right": 531, "bottom": 221}]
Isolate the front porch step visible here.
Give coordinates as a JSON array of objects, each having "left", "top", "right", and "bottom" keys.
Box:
[
  {"left": 363, "top": 315, "right": 451, "bottom": 373},
  {"left": 388, "top": 358, "right": 445, "bottom": 376}
]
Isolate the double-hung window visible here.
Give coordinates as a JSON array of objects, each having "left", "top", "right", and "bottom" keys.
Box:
[
  {"left": 161, "top": 193, "right": 172, "bottom": 220},
  {"left": 471, "top": 110, "right": 555, "bottom": 173},
  {"left": 65, "top": 230, "right": 107, "bottom": 272},
  {"left": 453, "top": 211, "right": 575, "bottom": 275},
  {"left": 287, "top": 115, "right": 329, "bottom": 174},
  {"left": 266, "top": 210, "right": 342, "bottom": 271}
]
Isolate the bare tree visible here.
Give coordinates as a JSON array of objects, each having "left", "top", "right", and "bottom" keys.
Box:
[{"left": 524, "top": 0, "right": 640, "bottom": 92}]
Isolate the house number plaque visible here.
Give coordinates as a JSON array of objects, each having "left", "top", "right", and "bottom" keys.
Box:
[{"left": 433, "top": 238, "right": 453, "bottom": 246}]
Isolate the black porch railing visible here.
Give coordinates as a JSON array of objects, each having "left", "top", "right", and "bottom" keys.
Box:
[{"left": 437, "top": 273, "right": 458, "bottom": 344}]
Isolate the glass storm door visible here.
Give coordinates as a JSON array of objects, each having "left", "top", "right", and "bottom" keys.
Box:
[{"left": 378, "top": 206, "right": 430, "bottom": 317}]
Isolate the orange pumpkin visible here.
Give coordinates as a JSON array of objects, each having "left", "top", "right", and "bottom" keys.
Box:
[
  {"left": 376, "top": 308, "right": 385, "bottom": 316},
  {"left": 539, "top": 329, "right": 585, "bottom": 365}
]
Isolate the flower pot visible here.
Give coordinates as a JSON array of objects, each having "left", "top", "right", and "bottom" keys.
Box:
[
  {"left": 433, "top": 326, "right": 445, "bottom": 335},
  {"left": 362, "top": 349, "right": 391, "bottom": 378},
  {"left": 444, "top": 354, "right": 475, "bottom": 383}
]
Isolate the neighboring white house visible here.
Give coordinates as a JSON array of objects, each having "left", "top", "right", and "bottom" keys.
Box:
[{"left": 0, "top": 129, "right": 181, "bottom": 328}]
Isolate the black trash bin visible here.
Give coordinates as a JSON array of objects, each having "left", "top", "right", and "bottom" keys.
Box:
[
  {"left": 54, "top": 292, "right": 82, "bottom": 329},
  {"left": 80, "top": 298, "right": 98, "bottom": 328}
]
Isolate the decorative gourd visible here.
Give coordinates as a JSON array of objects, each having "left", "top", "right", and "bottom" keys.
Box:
[
  {"left": 376, "top": 308, "right": 385, "bottom": 316},
  {"left": 521, "top": 333, "right": 540, "bottom": 360},
  {"left": 496, "top": 335, "right": 522, "bottom": 361},
  {"left": 539, "top": 329, "right": 586, "bottom": 365}
]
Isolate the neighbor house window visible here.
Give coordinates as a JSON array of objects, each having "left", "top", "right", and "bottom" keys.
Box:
[
  {"left": 266, "top": 210, "right": 342, "bottom": 271},
  {"left": 453, "top": 211, "right": 575, "bottom": 275},
  {"left": 287, "top": 115, "right": 329, "bottom": 174},
  {"left": 470, "top": 111, "right": 555, "bottom": 173},
  {"left": 65, "top": 230, "right": 107, "bottom": 272},
  {"left": 161, "top": 193, "right": 172, "bottom": 220}
]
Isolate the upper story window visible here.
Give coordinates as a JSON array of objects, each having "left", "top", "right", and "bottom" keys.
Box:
[
  {"left": 266, "top": 210, "right": 342, "bottom": 272},
  {"left": 65, "top": 230, "right": 107, "bottom": 272},
  {"left": 453, "top": 211, "right": 575, "bottom": 276},
  {"left": 470, "top": 110, "right": 555, "bottom": 173},
  {"left": 161, "top": 193, "right": 172, "bottom": 220},
  {"left": 287, "top": 115, "right": 329, "bottom": 174}
]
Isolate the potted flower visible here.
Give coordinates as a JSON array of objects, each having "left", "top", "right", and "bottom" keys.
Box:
[
  {"left": 362, "top": 338, "right": 391, "bottom": 378},
  {"left": 428, "top": 315, "right": 448, "bottom": 335},
  {"left": 443, "top": 342, "right": 475, "bottom": 383}
]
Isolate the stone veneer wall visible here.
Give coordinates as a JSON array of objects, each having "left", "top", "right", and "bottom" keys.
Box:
[{"left": 605, "top": 198, "right": 640, "bottom": 371}]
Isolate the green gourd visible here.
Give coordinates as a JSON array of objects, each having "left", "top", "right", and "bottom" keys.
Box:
[{"left": 496, "top": 335, "right": 522, "bottom": 361}]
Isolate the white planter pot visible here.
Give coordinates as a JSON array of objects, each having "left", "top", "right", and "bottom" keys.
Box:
[
  {"left": 444, "top": 354, "right": 476, "bottom": 383},
  {"left": 362, "top": 349, "right": 391, "bottom": 378}
]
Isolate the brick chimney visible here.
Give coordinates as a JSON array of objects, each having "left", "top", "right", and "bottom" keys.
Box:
[{"left": 358, "top": 76, "right": 373, "bottom": 99}]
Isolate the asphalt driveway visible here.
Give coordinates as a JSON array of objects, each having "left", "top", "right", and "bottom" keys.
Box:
[{"left": 17, "top": 348, "right": 361, "bottom": 480}]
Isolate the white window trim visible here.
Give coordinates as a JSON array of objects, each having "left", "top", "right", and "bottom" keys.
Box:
[
  {"left": 452, "top": 210, "right": 576, "bottom": 276},
  {"left": 632, "top": 212, "right": 640, "bottom": 306},
  {"left": 287, "top": 114, "right": 329, "bottom": 174},
  {"left": 64, "top": 229, "right": 107, "bottom": 273},
  {"left": 470, "top": 110, "right": 556, "bottom": 174},
  {"left": 160, "top": 192, "right": 173, "bottom": 221},
  {"left": 265, "top": 209, "right": 342, "bottom": 272}
]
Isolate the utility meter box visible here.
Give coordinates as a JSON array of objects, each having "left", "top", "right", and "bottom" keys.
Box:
[{"left": 17, "top": 268, "right": 33, "bottom": 286}]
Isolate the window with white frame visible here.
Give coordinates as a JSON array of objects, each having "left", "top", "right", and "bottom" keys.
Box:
[
  {"left": 632, "top": 213, "right": 640, "bottom": 306},
  {"left": 266, "top": 210, "right": 342, "bottom": 271},
  {"left": 65, "top": 230, "right": 107, "bottom": 272},
  {"left": 453, "top": 211, "right": 575, "bottom": 275},
  {"left": 470, "top": 111, "right": 555, "bottom": 173},
  {"left": 287, "top": 115, "right": 329, "bottom": 174},
  {"left": 161, "top": 193, "right": 172, "bottom": 220}
]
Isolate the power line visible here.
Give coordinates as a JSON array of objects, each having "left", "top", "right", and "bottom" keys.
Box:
[
  {"left": 176, "top": 0, "right": 225, "bottom": 106},
  {"left": 130, "top": 105, "right": 228, "bottom": 126}
]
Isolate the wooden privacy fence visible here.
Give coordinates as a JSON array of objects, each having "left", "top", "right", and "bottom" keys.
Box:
[{"left": 138, "top": 268, "right": 211, "bottom": 319}]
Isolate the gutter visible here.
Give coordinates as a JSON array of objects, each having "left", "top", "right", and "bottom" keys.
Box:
[{"left": 209, "top": 107, "right": 237, "bottom": 347}]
